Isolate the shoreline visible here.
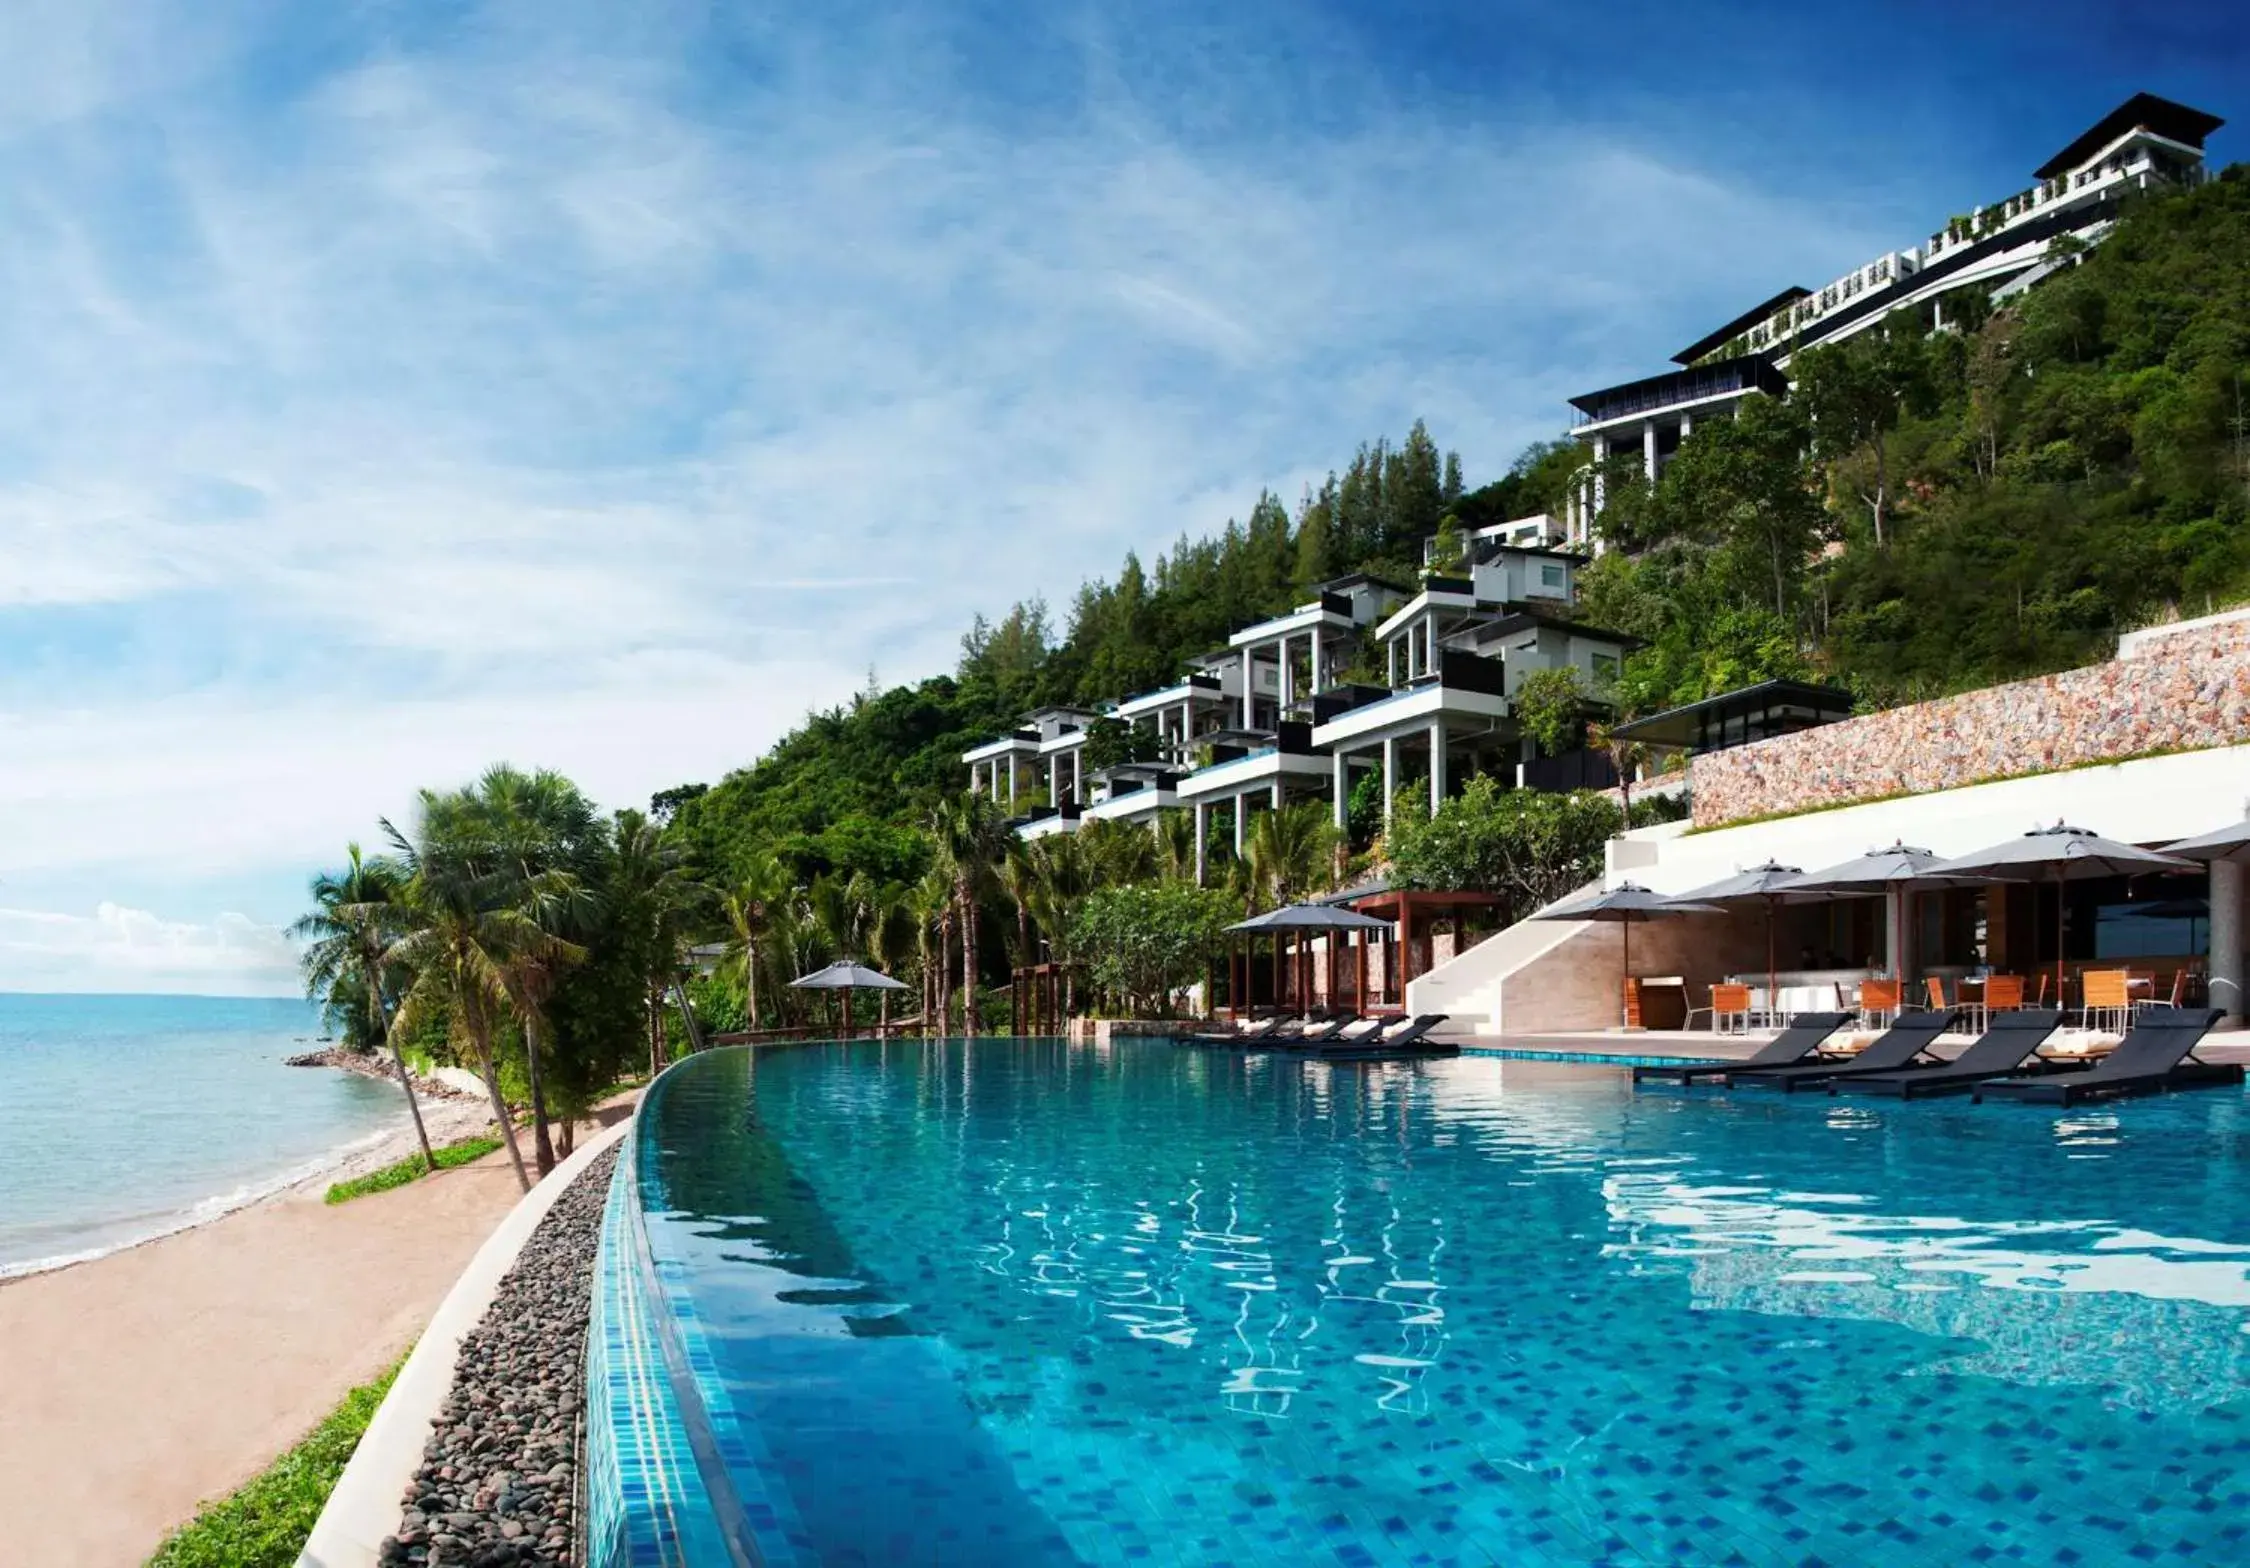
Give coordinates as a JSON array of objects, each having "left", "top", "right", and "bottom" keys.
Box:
[{"left": 0, "top": 1066, "right": 499, "bottom": 1286}]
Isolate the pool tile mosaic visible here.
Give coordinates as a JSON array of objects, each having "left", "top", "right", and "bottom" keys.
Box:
[{"left": 614, "top": 1040, "right": 2250, "bottom": 1566}]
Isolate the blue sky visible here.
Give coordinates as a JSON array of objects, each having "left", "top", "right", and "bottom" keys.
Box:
[{"left": 0, "top": 0, "right": 2239, "bottom": 993}]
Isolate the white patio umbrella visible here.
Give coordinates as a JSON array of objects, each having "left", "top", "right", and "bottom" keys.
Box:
[
  {"left": 2161, "top": 817, "right": 2250, "bottom": 864},
  {"left": 790, "top": 959, "right": 909, "bottom": 1038},
  {"left": 1925, "top": 824, "right": 2194, "bottom": 1006},
  {"left": 1669, "top": 861, "right": 1804, "bottom": 1007},
  {"left": 1535, "top": 883, "right": 1723, "bottom": 1029}
]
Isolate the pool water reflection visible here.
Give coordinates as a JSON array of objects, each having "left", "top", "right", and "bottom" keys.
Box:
[{"left": 634, "top": 1041, "right": 2250, "bottom": 1566}]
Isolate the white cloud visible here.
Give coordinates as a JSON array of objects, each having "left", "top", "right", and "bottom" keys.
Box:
[
  {"left": 0, "top": 2, "right": 1898, "bottom": 988},
  {"left": 0, "top": 902, "right": 299, "bottom": 995}
]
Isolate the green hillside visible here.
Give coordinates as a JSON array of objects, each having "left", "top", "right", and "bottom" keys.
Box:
[{"left": 667, "top": 165, "right": 2250, "bottom": 889}]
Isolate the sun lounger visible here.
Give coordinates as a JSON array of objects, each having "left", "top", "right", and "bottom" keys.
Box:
[
  {"left": 1975, "top": 1008, "right": 2237, "bottom": 1105},
  {"left": 1631, "top": 1012, "right": 1853, "bottom": 1086},
  {"left": 1270, "top": 1013, "right": 1363, "bottom": 1049},
  {"left": 1829, "top": 1010, "right": 2067, "bottom": 1099},
  {"left": 1306, "top": 1014, "right": 1454, "bottom": 1061},
  {"left": 1724, "top": 1010, "right": 1957, "bottom": 1092}
]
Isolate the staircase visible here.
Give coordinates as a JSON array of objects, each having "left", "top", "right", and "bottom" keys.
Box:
[{"left": 1405, "top": 879, "right": 1607, "bottom": 1034}]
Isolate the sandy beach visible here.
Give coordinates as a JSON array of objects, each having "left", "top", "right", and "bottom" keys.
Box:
[{"left": 0, "top": 1094, "right": 630, "bottom": 1567}]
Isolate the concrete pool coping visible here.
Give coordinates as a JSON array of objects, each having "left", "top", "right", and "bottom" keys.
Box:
[{"left": 297, "top": 1116, "right": 633, "bottom": 1568}]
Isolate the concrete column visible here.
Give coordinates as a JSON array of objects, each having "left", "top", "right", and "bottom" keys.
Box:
[
  {"left": 1679, "top": 410, "right": 1693, "bottom": 442},
  {"left": 2212, "top": 859, "right": 2245, "bottom": 1026},
  {"left": 1428, "top": 720, "right": 1447, "bottom": 814},
  {"left": 1049, "top": 756, "right": 1060, "bottom": 805},
  {"left": 1642, "top": 419, "right": 1659, "bottom": 481},
  {"left": 1332, "top": 749, "right": 1349, "bottom": 831},
  {"left": 1426, "top": 618, "right": 1439, "bottom": 678},
  {"left": 1387, "top": 638, "right": 1398, "bottom": 687},
  {"left": 1232, "top": 792, "right": 1247, "bottom": 857},
  {"left": 1007, "top": 757, "right": 1018, "bottom": 810},
  {"left": 1279, "top": 633, "right": 1294, "bottom": 711},
  {"left": 1591, "top": 432, "right": 1608, "bottom": 512},
  {"left": 1241, "top": 648, "right": 1255, "bottom": 730},
  {"left": 1381, "top": 735, "right": 1398, "bottom": 828},
  {"left": 1193, "top": 800, "right": 1208, "bottom": 886},
  {"left": 1270, "top": 779, "right": 1284, "bottom": 811}
]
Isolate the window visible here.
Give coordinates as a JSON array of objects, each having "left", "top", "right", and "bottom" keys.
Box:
[
  {"left": 1592, "top": 653, "right": 1620, "bottom": 682},
  {"left": 1540, "top": 564, "right": 1565, "bottom": 591}
]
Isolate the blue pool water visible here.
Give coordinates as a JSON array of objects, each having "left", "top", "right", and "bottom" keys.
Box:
[{"left": 617, "top": 1040, "right": 2250, "bottom": 1566}]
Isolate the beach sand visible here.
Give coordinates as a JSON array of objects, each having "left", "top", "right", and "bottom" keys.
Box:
[{"left": 0, "top": 1095, "right": 632, "bottom": 1567}]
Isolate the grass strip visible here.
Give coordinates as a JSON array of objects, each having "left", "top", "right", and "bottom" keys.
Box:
[
  {"left": 145, "top": 1357, "right": 401, "bottom": 1568},
  {"left": 324, "top": 1135, "right": 504, "bottom": 1205}
]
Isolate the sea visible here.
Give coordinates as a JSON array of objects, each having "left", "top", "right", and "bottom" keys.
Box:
[{"left": 0, "top": 993, "right": 412, "bottom": 1278}]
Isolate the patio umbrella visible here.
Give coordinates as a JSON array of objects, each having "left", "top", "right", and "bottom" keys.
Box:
[
  {"left": 1668, "top": 861, "right": 1803, "bottom": 1008},
  {"left": 1925, "top": 824, "right": 2194, "bottom": 1005},
  {"left": 790, "top": 959, "right": 909, "bottom": 1039},
  {"left": 1229, "top": 904, "right": 1393, "bottom": 1017},
  {"left": 1535, "top": 883, "right": 1722, "bottom": 1029},
  {"left": 1778, "top": 842, "right": 1996, "bottom": 982},
  {"left": 2161, "top": 817, "right": 2250, "bottom": 864},
  {"left": 1227, "top": 904, "right": 1393, "bottom": 932}
]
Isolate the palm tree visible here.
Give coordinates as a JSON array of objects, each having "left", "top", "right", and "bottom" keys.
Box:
[
  {"left": 293, "top": 845, "right": 435, "bottom": 1172},
  {"left": 474, "top": 767, "right": 600, "bottom": 1174},
  {"left": 611, "top": 807, "right": 706, "bottom": 1074},
  {"left": 1024, "top": 834, "right": 1096, "bottom": 1021},
  {"left": 860, "top": 878, "right": 916, "bottom": 1035},
  {"left": 910, "top": 866, "right": 953, "bottom": 1035},
  {"left": 1244, "top": 801, "right": 1342, "bottom": 912},
  {"left": 719, "top": 849, "right": 790, "bottom": 1032},
  {"left": 381, "top": 789, "right": 554, "bottom": 1193},
  {"left": 932, "top": 794, "right": 1007, "bottom": 1037}
]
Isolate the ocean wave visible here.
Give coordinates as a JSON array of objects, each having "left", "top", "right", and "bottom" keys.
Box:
[{"left": 0, "top": 1124, "right": 401, "bottom": 1282}]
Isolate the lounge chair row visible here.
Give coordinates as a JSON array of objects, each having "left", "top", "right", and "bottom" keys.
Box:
[
  {"left": 1182, "top": 1011, "right": 1454, "bottom": 1061},
  {"left": 1632, "top": 1008, "right": 2240, "bottom": 1105}
]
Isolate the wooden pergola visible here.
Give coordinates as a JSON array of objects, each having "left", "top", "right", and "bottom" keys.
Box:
[{"left": 1010, "top": 960, "right": 1080, "bottom": 1036}]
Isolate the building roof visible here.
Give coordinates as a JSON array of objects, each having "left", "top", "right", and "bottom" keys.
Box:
[
  {"left": 1315, "top": 570, "right": 1415, "bottom": 597},
  {"left": 1608, "top": 678, "right": 1855, "bottom": 749},
  {"left": 2035, "top": 92, "right": 2225, "bottom": 181},
  {"left": 1568, "top": 354, "right": 1790, "bottom": 426},
  {"left": 1463, "top": 607, "right": 1644, "bottom": 651},
  {"left": 1673, "top": 287, "right": 1811, "bottom": 367}
]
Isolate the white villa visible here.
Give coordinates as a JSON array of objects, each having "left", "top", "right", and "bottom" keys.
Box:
[
  {"left": 962, "top": 541, "right": 1645, "bottom": 881},
  {"left": 1560, "top": 92, "right": 2225, "bottom": 543}
]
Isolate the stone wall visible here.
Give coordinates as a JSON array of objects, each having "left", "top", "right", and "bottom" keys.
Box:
[{"left": 1692, "top": 611, "right": 2250, "bottom": 828}]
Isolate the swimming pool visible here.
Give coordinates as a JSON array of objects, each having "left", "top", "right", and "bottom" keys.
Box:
[{"left": 591, "top": 1039, "right": 2250, "bottom": 1566}]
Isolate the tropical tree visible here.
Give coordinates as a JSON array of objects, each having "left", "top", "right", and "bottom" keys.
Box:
[
  {"left": 931, "top": 793, "right": 1007, "bottom": 1036},
  {"left": 381, "top": 789, "right": 556, "bottom": 1193},
  {"left": 293, "top": 845, "right": 435, "bottom": 1171},
  {"left": 474, "top": 767, "right": 600, "bottom": 1174},
  {"left": 910, "top": 867, "right": 954, "bottom": 1034},
  {"left": 719, "top": 848, "right": 791, "bottom": 1034},
  {"left": 1242, "top": 801, "right": 1341, "bottom": 911},
  {"left": 611, "top": 807, "right": 706, "bottom": 1074}
]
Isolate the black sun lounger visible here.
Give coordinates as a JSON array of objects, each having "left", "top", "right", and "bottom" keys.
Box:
[
  {"left": 1270, "top": 1013, "right": 1362, "bottom": 1049},
  {"left": 1724, "top": 1009, "right": 1957, "bottom": 1092},
  {"left": 1175, "top": 1015, "right": 1289, "bottom": 1047},
  {"left": 1307, "top": 1014, "right": 1454, "bottom": 1061},
  {"left": 1829, "top": 1010, "right": 2066, "bottom": 1099},
  {"left": 1974, "top": 1008, "right": 2238, "bottom": 1106},
  {"left": 1631, "top": 1012, "right": 1852, "bottom": 1086}
]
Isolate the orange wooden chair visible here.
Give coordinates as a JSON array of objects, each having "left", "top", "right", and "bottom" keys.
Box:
[
  {"left": 1858, "top": 978, "right": 1901, "bottom": 1029},
  {"left": 1692, "top": 982, "right": 1753, "bottom": 1035},
  {"left": 2080, "top": 969, "right": 2131, "bottom": 1035},
  {"left": 1983, "top": 975, "right": 2025, "bottom": 1015}
]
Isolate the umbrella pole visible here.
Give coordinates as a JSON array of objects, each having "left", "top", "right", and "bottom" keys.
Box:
[
  {"left": 1621, "top": 917, "right": 1632, "bottom": 1030},
  {"left": 2055, "top": 869, "right": 2068, "bottom": 1019},
  {"left": 844, "top": 989, "right": 853, "bottom": 1040},
  {"left": 1766, "top": 898, "right": 1777, "bottom": 1012}
]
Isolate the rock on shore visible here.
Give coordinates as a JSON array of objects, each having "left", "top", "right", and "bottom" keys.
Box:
[
  {"left": 379, "top": 1145, "right": 617, "bottom": 1568},
  {"left": 285, "top": 1047, "right": 482, "bottom": 1100}
]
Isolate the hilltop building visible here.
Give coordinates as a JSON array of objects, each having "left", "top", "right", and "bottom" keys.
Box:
[
  {"left": 961, "top": 542, "right": 1646, "bottom": 879},
  {"left": 1560, "top": 92, "right": 2225, "bottom": 544}
]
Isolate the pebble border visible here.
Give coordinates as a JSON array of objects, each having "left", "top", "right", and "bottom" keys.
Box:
[{"left": 377, "top": 1145, "right": 618, "bottom": 1568}]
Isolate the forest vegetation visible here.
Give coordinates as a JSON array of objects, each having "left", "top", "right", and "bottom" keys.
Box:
[{"left": 304, "top": 167, "right": 2250, "bottom": 1053}]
